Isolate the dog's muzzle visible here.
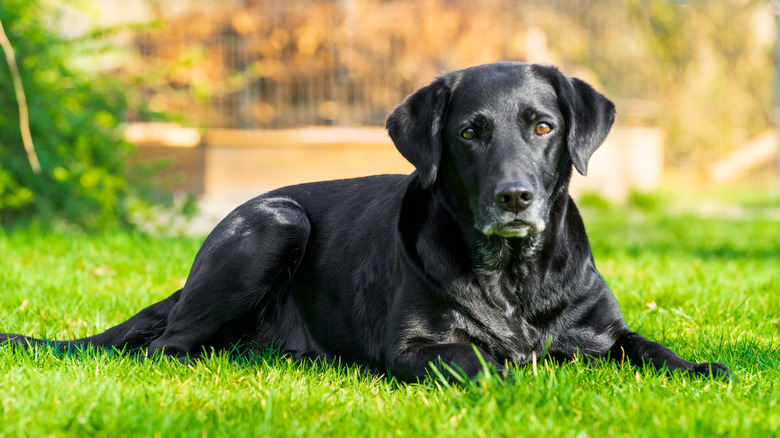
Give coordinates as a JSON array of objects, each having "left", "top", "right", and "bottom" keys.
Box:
[{"left": 478, "top": 181, "right": 546, "bottom": 238}]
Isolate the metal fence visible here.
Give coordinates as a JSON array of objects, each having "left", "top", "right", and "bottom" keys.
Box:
[
  {"left": 120, "top": 0, "right": 773, "bottom": 164},
  {"left": 125, "top": 0, "right": 643, "bottom": 129}
]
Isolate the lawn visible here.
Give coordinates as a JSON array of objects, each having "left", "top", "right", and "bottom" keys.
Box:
[{"left": 1, "top": 191, "right": 778, "bottom": 437}]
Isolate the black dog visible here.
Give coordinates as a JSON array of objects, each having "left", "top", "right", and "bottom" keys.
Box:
[{"left": 1, "top": 62, "right": 729, "bottom": 381}]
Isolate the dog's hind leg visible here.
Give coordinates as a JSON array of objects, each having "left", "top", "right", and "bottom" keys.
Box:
[
  {"left": 145, "top": 196, "right": 311, "bottom": 359},
  {"left": 0, "top": 197, "right": 310, "bottom": 358}
]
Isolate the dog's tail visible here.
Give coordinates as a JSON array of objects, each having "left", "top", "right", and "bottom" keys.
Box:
[{"left": 0, "top": 290, "right": 181, "bottom": 354}]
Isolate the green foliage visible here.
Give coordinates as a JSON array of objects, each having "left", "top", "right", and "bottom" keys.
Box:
[
  {"left": 0, "top": 0, "right": 177, "bottom": 230},
  {"left": 626, "top": 190, "right": 661, "bottom": 212},
  {"left": 576, "top": 192, "right": 614, "bottom": 211},
  {"left": 623, "top": 0, "right": 774, "bottom": 162},
  {"left": 0, "top": 193, "right": 779, "bottom": 436}
]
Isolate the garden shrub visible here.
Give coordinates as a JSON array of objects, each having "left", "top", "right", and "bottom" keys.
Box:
[{"left": 0, "top": 0, "right": 183, "bottom": 231}]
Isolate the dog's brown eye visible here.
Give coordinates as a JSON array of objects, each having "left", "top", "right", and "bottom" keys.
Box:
[
  {"left": 535, "top": 122, "right": 552, "bottom": 136},
  {"left": 461, "top": 128, "right": 477, "bottom": 140}
]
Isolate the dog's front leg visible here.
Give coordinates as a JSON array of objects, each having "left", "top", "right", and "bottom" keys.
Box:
[
  {"left": 388, "top": 343, "right": 505, "bottom": 383},
  {"left": 607, "top": 331, "right": 731, "bottom": 380}
]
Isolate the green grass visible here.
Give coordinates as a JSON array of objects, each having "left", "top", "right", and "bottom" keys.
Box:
[{"left": 1, "top": 193, "right": 779, "bottom": 437}]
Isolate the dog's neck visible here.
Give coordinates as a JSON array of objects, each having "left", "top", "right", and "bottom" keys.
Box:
[{"left": 472, "top": 233, "right": 541, "bottom": 274}]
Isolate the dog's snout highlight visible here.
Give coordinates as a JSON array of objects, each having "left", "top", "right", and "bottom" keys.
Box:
[{"left": 494, "top": 182, "right": 534, "bottom": 213}]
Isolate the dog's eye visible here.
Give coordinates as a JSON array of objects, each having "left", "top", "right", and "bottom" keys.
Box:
[
  {"left": 534, "top": 122, "right": 553, "bottom": 136},
  {"left": 461, "top": 128, "right": 478, "bottom": 140}
]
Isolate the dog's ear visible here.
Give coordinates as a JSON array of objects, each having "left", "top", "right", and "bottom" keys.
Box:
[
  {"left": 542, "top": 67, "right": 616, "bottom": 176},
  {"left": 386, "top": 76, "right": 452, "bottom": 188}
]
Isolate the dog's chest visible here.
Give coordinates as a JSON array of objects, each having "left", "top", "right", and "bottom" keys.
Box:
[{"left": 449, "top": 272, "right": 551, "bottom": 364}]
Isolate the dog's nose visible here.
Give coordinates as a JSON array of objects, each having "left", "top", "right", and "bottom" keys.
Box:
[{"left": 494, "top": 182, "right": 534, "bottom": 213}]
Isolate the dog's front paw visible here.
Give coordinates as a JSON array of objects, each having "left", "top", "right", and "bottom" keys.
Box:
[{"left": 690, "top": 362, "right": 731, "bottom": 381}]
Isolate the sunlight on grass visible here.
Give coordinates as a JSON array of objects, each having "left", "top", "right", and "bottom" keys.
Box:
[{"left": 1, "top": 191, "right": 779, "bottom": 436}]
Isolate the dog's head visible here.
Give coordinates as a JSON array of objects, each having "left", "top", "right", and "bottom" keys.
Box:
[{"left": 387, "top": 62, "right": 615, "bottom": 238}]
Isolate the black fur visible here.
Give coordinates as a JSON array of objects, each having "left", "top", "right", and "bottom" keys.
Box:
[{"left": 1, "top": 62, "right": 730, "bottom": 381}]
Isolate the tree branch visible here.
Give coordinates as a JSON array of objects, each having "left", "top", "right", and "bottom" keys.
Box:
[{"left": 0, "top": 17, "right": 41, "bottom": 174}]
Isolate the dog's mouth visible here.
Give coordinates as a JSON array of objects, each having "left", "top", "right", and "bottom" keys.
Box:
[{"left": 481, "top": 219, "right": 546, "bottom": 238}]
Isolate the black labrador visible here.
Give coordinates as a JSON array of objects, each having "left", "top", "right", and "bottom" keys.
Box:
[{"left": 1, "top": 62, "right": 730, "bottom": 381}]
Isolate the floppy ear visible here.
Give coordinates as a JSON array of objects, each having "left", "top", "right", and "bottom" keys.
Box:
[
  {"left": 386, "top": 76, "right": 452, "bottom": 188},
  {"left": 547, "top": 68, "right": 616, "bottom": 176}
]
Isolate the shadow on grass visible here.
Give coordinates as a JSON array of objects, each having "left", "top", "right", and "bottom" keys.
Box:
[{"left": 3, "top": 337, "right": 754, "bottom": 392}]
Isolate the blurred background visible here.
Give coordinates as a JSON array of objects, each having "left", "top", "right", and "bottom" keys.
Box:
[{"left": 1, "top": 0, "right": 778, "bottom": 232}]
